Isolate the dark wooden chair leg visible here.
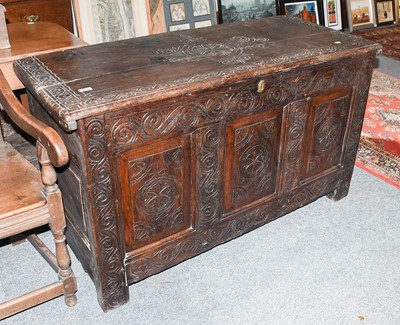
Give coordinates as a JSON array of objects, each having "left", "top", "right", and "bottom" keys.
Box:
[{"left": 38, "top": 142, "right": 77, "bottom": 307}]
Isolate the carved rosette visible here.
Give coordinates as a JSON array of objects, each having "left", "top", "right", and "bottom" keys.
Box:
[
  {"left": 81, "top": 117, "right": 128, "bottom": 310},
  {"left": 128, "top": 148, "right": 185, "bottom": 246}
]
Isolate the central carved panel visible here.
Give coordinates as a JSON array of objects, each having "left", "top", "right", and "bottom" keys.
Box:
[{"left": 225, "top": 109, "right": 282, "bottom": 211}]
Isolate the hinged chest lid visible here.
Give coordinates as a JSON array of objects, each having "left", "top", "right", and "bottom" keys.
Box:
[{"left": 13, "top": 16, "right": 381, "bottom": 131}]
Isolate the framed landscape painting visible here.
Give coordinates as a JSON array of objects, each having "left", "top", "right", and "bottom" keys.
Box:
[
  {"left": 347, "top": 0, "right": 375, "bottom": 31},
  {"left": 218, "top": 0, "right": 277, "bottom": 23}
]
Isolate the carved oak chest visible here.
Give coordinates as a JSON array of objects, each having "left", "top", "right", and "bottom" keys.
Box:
[{"left": 14, "top": 16, "right": 381, "bottom": 311}]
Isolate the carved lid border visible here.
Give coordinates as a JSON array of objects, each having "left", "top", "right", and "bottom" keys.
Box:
[{"left": 14, "top": 26, "right": 378, "bottom": 131}]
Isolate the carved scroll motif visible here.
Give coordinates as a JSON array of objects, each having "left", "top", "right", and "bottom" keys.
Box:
[
  {"left": 155, "top": 34, "right": 270, "bottom": 65},
  {"left": 280, "top": 99, "right": 309, "bottom": 192},
  {"left": 107, "top": 61, "right": 370, "bottom": 150},
  {"left": 127, "top": 233, "right": 205, "bottom": 282},
  {"left": 81, "top": 117, "right": 128, "bottom": 310},
  {"left": 329, "top": 55, "right": 376, "bottom": 200},
  {"left": 197, "top": 125, "right": 224, "bottom": 230}
]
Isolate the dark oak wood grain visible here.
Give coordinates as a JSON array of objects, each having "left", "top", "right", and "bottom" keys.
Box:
[{"left": 14, "top": 16, "right": 381, "bottom": 311}]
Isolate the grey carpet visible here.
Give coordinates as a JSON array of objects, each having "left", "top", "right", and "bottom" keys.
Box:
[
  {"left": 1, "top": 165, "right": 399, "bottom": 325},
  {"left": 376, "top": 55, "right": 400, "bottom": 78}
]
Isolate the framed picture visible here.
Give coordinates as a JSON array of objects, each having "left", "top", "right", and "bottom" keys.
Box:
[
  {"left": 170, "top": 3, "right": 187, "bottom": 22},
  {"left": 280, "top": 0, "right": 325, "bottom": 25},
  {"left": 323, "top": 0, "right": 342, "bottom": 29},
  {"left": 375, "top": 0, "right": 395, "bottom": 25},
  {"left": 164, "top": 0, "right": 217, "bottom": 31},
  {"left": 217, "top": 0, "right": 277, "bottom": 23},
  {"left": 72, "top": 0, "right": 150, "bottom": 44},
  {"left": 193, "top": 0, "right": 211, "bottom": 16},
  {"left": 398, "top": 1, "right": 400, "bottom": 23},
  {"left": 398, "top": 0, "right": 400, "bottom": 23},
  {"left": 347, "top": 0, "right": 375, "bottom": 31}
]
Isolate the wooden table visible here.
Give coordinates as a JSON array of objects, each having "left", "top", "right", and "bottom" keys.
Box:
[
  {"left": 0, "top": 21, "right": 86, "bottom": 137},
  {"left": 0, "top": 21, "right": 86, "bottom": 90},
  {"left": 0, "top": 0, "right": 74, "bottom": 32},
  {"left": 14, "top": 16, "right": 381, "bottom": 311}
]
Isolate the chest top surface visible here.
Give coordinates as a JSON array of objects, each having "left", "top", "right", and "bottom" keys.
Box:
[{"left": 13, "top": 16, "right": 380, "bottom": 131}]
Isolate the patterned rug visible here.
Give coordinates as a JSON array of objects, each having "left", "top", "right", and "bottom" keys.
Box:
[
  {"left": 354, "top": 25, "right": 400, "bottom": 61},
  {"left": 356, "top": 70, "right": 400, "bottom": 189}
]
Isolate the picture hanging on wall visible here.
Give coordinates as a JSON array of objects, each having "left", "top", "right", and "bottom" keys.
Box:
[
  {"left": 72, "top": 0, "right": 146, "bottom": 44},
  {"left": 217, "top": 0, "right": 277, "bottom": 23},
  {"left": 347, "top": 0, "right": 375, "bottom": 31},
  {"left": 323, "top": 0, "right": 342, "bottom": 29},
  {"left": 374, "top": 0, "right": 395, "bottom": 25},
  {"left": 170, "top": 3, "right": 187, "bottom": 21},
  {"left": 164, "top": 0, "right": 217, "bottom": 32},
  {"left": 280, "top": 0, "right": 325, "bottom": 26}
]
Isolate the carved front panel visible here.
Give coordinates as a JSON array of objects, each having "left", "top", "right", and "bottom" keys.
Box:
[
  {"left": 118, "top": 136, "right": 193, "bottom": 251},
  {"left": 106, "top": 55, "right": 374, "bottom": 288},
  {"left": 302, "top": 88, "right": 352, "bottom": 180},
  {"left": 225, "top": 109, "right": 282, "bottom": 211}
]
